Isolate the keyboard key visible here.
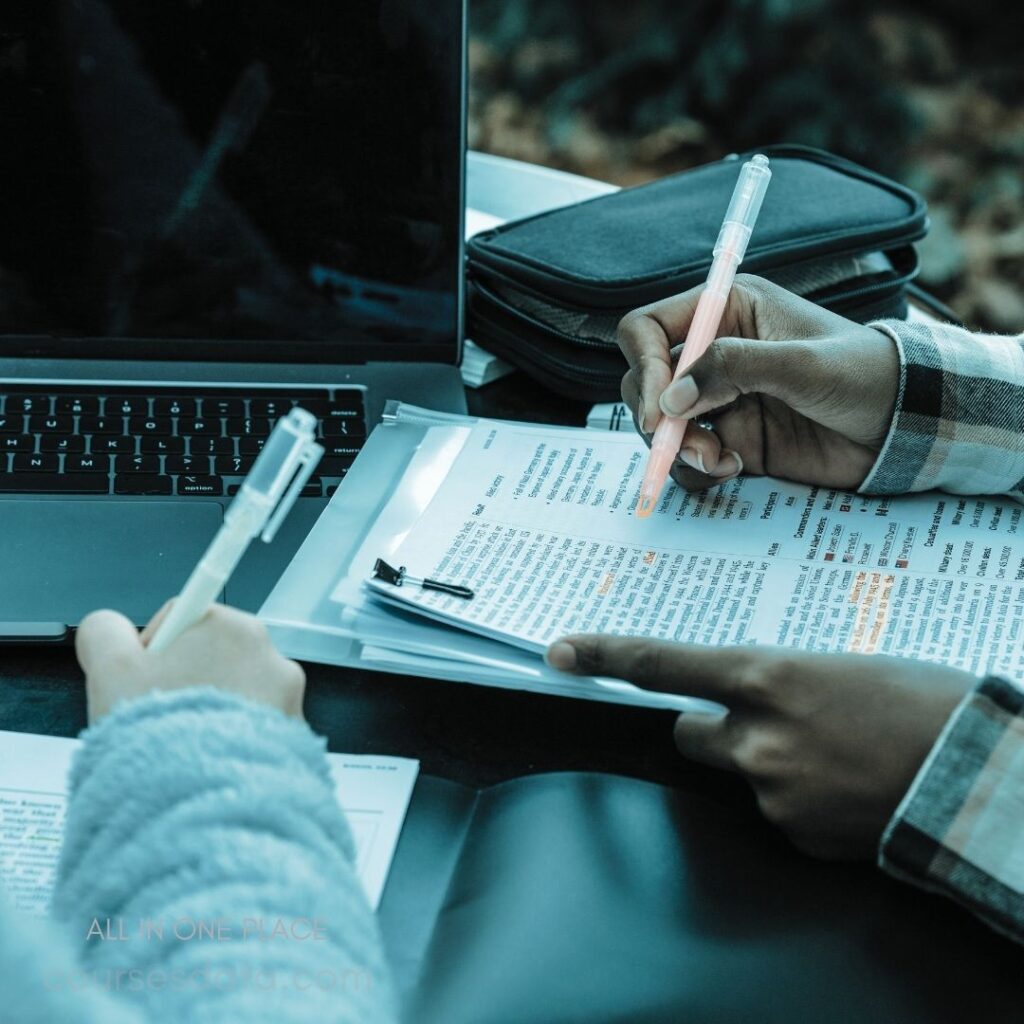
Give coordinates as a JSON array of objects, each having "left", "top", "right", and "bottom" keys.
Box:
[
  {"left": 12, "top": 454, "right": 59, "bottom": 473},
  {"left": 177, "top": 475, "right": 223, "bottom": 497},
  {"left": 166, "top": 455, "right": 209, "bottom": 474},
  {"left": 28, "top": 415, "right": 74, "bottom": 434},
  {"left": 66, "top": 454, "right": 110, "bottom": 472},
  {"left": 8, "top": 394, "right": 51, "bottom": 414},
  {"left": 322, "top": 393, "right": 365, "bottom": 418},
  {"left": 188, "top": 436, "right": 233, "bottom": 455},
  {"left": 0, "top": 473, "right": 108, "bottom": 494},
  {"left": 322, "top": 444, "right": 362, "bottom": 460},
  {"left": 321, "top": 419, "right": 366, "bottom": 439},
  {"left": 250, "top": 397, "right": 295, "bottom": 417},
  {"left": 153, "top": 397, "right": 197, "bottom": 417},
  {"left": 202, "top": 396, "right": 245, "bottom": 417},
  {"left": 106, "top": 395, "right": 148, "bottom": 415},
  {"left": 226, "top": 417, "right": 272, "bottom": 437},
  {"left": 91, "top": 437, "right": 133, "bottom": 454},
  {"left": 140, "top": 436, "right": 185, "bottom": 454},
  {"left": 80, "top": 415, "right": 124, "bottom": 435},
  {"left": 56, "top": 396, "right": 100, "bottom": 415},
  {"left": 115, "top": 454, "right": 160, "bottom": 474},
  {"left": 0, "top": 416, "right": 24, "bottom": 433},
  {"left": 238, "top": 437, "right": 266, "bottom": 455},
  {"left": 214, "top": 455, "right": 256, "bottom": 476},
  {"left": 1, "top": 436, "right": 32, "bottom": 452},
  {"left": 180, "top": 418, "right": 218, "bottom": 436},
  {"left": 40, "top": 435, "right": 85, "bottom": 453},
  {"left": 228, "top": 478, "right": 322, "bottom": 497},
  {"left": 129, "top": 416, "right": 172, "bottom": 436},
  {"left": 316, "top": 457, "right": 354, "bottom": 477},
  {"left": 114, "top": 474, "right": 172, "bottom": 495}
]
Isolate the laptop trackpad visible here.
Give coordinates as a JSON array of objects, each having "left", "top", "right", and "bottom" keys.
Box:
[{"left": 0, "top": 500, "right": 223, "bottom": 635}]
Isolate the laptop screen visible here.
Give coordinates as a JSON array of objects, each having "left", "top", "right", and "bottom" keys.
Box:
[{"left": 0, "top": 1, "right": 464, "bottom": 363}]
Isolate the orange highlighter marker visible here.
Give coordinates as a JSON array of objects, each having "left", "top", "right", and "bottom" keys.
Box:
[{"left": 635, "top": 154, "right": 772, "bottom": 518}]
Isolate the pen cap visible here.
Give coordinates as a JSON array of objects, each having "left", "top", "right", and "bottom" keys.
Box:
[
  {"left": 238, "top": 407, "right": 318, "bottom": 510},
  {"left": 713, "top": 154, "right": 771, "bottom": 262}
]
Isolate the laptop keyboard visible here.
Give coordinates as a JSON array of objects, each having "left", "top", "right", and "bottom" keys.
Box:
[{"left": 0, "top": 384, "right": 366, "bottom": 498}]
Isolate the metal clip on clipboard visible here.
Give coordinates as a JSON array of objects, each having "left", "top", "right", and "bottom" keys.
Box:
[
  {"left": 260, "top": 403, "right": 713, "bottom": 714},
  {"left": 372, "top": 558, "right": 474, "bottom": 600}
]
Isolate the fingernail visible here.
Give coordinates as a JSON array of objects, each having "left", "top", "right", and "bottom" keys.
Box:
[
  {"left": 660, "top": 375, "right": 699, "bottom": 417},
  {"left": 546, "top": 641, "right": 578, "bottom": 672},
  {"left": 637, "top": 398, "right": 647, "bottom": 434},
  {"left": 711, "top": 449, "right": 743, "bottom": 478},
  {"left": 641, "top": 399, "right": 660, "bottom": 434},
  {"left": 678, "top": 447, "right": 707, "bottom": 474}
]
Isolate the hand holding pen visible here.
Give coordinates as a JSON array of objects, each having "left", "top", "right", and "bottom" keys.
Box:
[
  {"left": 618, "top": 279, "right": 900, "bottom": 499},
  {"left": 147, "top": 408, "right": 323, "bottom": 652},
  {"left": 635, "top": 154, "right": 772, "bottom": 518}
]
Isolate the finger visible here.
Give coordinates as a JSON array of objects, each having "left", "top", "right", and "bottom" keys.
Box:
[
  {"left": 659, "top": 337, "right": 816, "bottom": 421},
  {"left": 140, "top": 599, "right": 175, "bottom": 647},
  {"left": 546, "top": 634, "right": 756, "bottom": 705},
  {"left": 618, "top": 279, "right": 765, "bottom": 432},
  {"left": 675, "top": 422, "right": 734, "bottom": 476},
  {"left": 662, "top": 422, "right": 743, "bottom": 493},
  {"left": 147, "top": 602, "right": 241, "bottom": 652},
  {"left": 76, "top": 609, "right": 143, "bottom": 676},
  {"left": 617, "top": 307, "right": 683, "bottom": 434},
  {"left": 673, "top": 711, "right": 735, "bottom": 772},
  {"left": 620, "top": 370, "right": 643, "bottom": 436},
  {"left": 620, "top": 372, "right": 653, "bottom": 448}
]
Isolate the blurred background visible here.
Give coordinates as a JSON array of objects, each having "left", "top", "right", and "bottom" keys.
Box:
[{"left": 468, "top": 0, "right": 1024, "bottom": 332}]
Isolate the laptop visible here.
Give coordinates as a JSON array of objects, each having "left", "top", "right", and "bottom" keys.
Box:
[{"left": 0, "top": 0, "right": 468, "bottom": 642}]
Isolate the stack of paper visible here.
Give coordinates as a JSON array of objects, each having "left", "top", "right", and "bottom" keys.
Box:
[
  {"left": 262, "top": 405, "right": 1024, "bottom": 712},
  {"left": 460, "top": 339, "right": 515, "bottom": 389}
]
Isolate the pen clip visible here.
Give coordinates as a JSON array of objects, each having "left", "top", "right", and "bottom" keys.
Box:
[{"left": 260, "top": 440, "right": 323, "bottom": 542}]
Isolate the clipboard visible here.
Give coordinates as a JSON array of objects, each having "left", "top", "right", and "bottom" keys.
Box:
[{"left": 259, "top": 402, "right": 713, "bottom": 711}]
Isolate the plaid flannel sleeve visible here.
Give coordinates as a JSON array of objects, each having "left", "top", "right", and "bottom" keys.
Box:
[
  {"left": 862, "top": 319, "right": 1024, "bottom": 939},
  {"left": 859, "top": 319, "right": 1024, "bottom": 501},
  {"left": 880, "top": 675, "right": 1024, "bottom": 943}
]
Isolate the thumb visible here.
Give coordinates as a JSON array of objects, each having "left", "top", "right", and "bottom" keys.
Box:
[
  {"left": 673, "top": 711, "right": 734, "bottom": 771},
  {"left": 659, "top": 337, "right": 815, "bottom": 421},
  {"left": 76, "top": 609, "right": 143, "bottom": 677}
]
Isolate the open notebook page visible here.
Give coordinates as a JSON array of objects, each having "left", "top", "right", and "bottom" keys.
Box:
[
  {"left": 363, "top": 419, "right": 1024, "bottom": 683},
  {"left": 0, "top": 730, "right": 417, "bottom": 915}
]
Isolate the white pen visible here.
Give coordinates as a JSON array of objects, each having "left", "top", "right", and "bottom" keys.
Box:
[{"left": 147, "top": 407, "right": 323, "bottom": 653}]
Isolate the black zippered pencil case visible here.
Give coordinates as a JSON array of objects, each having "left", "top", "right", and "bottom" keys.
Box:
[{"left": 466, "top": 145, "right": 929, "bottom": 401}]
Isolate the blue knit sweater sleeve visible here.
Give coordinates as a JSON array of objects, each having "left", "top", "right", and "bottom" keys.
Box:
[{"left": 1, "top": 688, "right": 397, "bottom": 1023}]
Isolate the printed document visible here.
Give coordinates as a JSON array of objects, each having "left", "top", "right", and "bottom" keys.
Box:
[
  {"left": 0, "top": 730, "right": 417, "bottom": 915},
  {"left": 365, "top": 420, "right": 1024, "bottom": 683}
]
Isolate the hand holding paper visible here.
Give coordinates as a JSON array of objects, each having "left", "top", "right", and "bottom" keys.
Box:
[{"left": 546, "top": 635, "right": 974, "bottom": 860}]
